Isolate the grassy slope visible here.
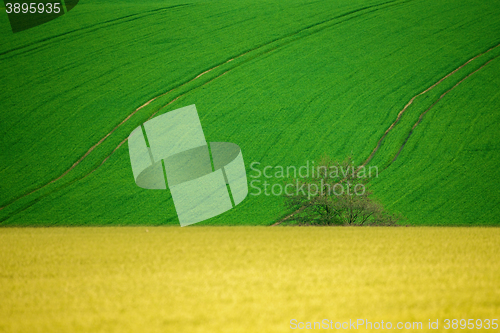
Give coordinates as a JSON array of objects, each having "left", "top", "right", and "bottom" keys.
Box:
[
  {"left": 1, "top": 0, "right": 500, "bottom": 226},
  {"left": 2, "top": 0, "right": 365, "bottom": 205},
  {"left": 371, "top": 58, "right": 500, "bottom": 225}
]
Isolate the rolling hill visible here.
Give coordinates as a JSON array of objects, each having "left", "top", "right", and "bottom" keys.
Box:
[{"left": 1, "top": 0, "right": 500, "bottom": 226}]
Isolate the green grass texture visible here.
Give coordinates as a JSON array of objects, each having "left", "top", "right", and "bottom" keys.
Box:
[{"left": 1, "top": 0, "right": 500, "bottom": 226}]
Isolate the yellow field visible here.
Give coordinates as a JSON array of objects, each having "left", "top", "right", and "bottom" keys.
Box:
[{"left": 0, "top": 227, "right": 499, "bottom": 332}]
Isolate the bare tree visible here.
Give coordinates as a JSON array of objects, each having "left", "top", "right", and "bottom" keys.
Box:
[{"left": 282, "top": 155, "right": 401, "bottom": 226}]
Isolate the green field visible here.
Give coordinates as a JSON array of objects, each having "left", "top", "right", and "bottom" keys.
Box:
[
  {"left": 1, "top": 0, "right": 500, "bottom": 226},
  {"left": 1, "top": 227, "right": 499, "bottom": 332},
  {"left": 2, "top": 3, "right": 500, "bottom": 331}
]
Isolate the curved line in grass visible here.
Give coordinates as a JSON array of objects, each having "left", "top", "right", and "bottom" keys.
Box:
[
  {"left": 360, "top": 42, "right": 500, "bottom": 168},
  {"left": 1, "top": 0, "right": 406, "bottom": 219},
  {"left": 0, "top": 4, "right": 193, "bottom": 59},
  {"left": 390, "top": 54, "right": 500, "bottom": 163},
  {"left": 274, "top": 41, "right": 500, "bottom": 226}
]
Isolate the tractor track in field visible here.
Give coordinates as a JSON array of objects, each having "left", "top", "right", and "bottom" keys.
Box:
[
  {"left": 0, "top": 0, "right": 408, "bottom": 219},
  {"left": 273, "top": 41, "right": 500, "bottom": 226},
  {"left": 361, "top": 42, "right": 500, "bottom": 168},
  {"left": 390, "top": 54, "right": 500, "bottom": 163},
  {"left": 0, "top": 57, "right": 236, "bottom": 215},
  {"left": 0, "top": 4, "right": 193, "bottom": 59}
]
